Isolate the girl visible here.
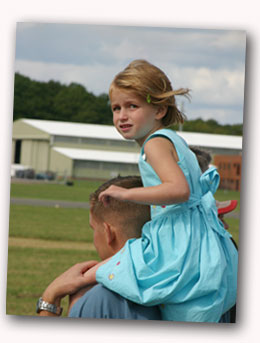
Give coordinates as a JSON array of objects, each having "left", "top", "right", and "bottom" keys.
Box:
[{"left": 87, "top": 60, "right": 238, "bottom": 322}]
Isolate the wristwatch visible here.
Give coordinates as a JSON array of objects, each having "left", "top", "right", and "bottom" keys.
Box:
[{"left": 36, "top": 297, "right": 63, "bottom": 316}]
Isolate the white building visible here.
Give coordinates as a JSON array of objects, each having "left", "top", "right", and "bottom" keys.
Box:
[{"left": 12, "top": 118, "right": 243, "bottom": 179}]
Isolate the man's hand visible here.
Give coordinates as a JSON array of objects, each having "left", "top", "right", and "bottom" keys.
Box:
[{"left": 38, "top": 260, "right": 99, "bottom": 316}]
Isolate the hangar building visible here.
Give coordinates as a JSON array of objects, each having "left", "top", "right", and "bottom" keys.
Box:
[{"left": 11, "top": 118, "right": 243, "bottom": 180}]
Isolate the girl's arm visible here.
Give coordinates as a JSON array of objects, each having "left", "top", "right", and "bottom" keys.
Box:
[
  {"left": 83, "top": 258, "right": 110, "bottom": 278},
  {"left": 99, "top": 137, "right": 190, "bottom": 206}
]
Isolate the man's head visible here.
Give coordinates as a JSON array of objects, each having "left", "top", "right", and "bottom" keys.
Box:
[
  {"left": 89, "top": 176, "right": 150, "bottom": 260},
  {"left": 190, "top": 146, "right": 212, "bottom": 173}
]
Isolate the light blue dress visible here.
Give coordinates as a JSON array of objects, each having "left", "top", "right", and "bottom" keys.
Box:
[{"left": 96, "top": 129, "right": 238, "bottom": 322}]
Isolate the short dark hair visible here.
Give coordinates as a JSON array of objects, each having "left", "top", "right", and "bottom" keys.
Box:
[
  {"left": 89, "top": 176, "right": 150, "bottom": 239},
  {"left": 190, "top": 146, "right": 212, "bottom": 173}
]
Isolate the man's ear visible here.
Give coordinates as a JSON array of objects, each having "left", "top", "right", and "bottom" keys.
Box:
[
  {"left": 103, "top": 222, "right": 116, "bottom": 246},
  {"left": 155, "top": 106, "right": 168, "bottom": 121}
]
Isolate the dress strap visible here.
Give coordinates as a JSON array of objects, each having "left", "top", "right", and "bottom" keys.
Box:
[{"left": 140, "top": 129, "right": 182, "bottom": 159}]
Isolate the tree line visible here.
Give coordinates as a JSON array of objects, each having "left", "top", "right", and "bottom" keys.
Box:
[{"left": 13, "top": 73, "right": 243, "bottom": 136}]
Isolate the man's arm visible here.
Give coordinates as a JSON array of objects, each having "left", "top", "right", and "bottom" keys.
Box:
[{"left": 37, "top": 261, "right": 98, "bottom": 317}]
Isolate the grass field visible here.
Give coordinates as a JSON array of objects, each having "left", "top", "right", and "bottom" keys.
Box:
[
  {"left": 10, "top": 181, "right": 241, "bottom": 207},
  {"left": 10, "top": 180, "right": 103, "bottom": 202},
  {"left": 9, "top": 205, "right": 92, "bottom": 242},
  {"left": 7, "top": 246, "right": 99, "bottom": 316},
  {"left": 7, "top": 180, "right": 240, "bottom": 316}
]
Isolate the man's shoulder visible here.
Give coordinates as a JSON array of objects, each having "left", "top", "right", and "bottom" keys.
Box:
[{"left": 69, "top": 284, "right": 161, "bottom": 320}]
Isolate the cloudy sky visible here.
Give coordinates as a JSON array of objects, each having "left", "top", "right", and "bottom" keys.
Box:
[{"left": 15, "top": 23, "right": 246, "bottom": 125}]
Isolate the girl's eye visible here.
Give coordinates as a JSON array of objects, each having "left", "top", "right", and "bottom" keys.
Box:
[
  {"left": 112, "top": 106, "right": 120, "bottom": 112},
  {"left": 130, "top": 104, "right": 137, "bottom": 109}
]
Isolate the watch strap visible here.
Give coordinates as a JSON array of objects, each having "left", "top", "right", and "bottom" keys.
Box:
[{"left": 36, "top": 297, "right": 63, "bottom": 316}]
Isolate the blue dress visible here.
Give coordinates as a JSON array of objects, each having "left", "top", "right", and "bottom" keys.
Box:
[{"left": 96, "top": 129, "right": 238, "bottom": 322}]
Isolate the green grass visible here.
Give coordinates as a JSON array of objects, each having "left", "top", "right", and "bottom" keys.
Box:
[
  {"left": 7, "top": 203, "right": 98, "bottom": 316},
  {"left": 6, "top": 246, "right": 99, "bottom": 316},
  {"left": 10, "top": 181, "right": 241, "bottom": 211},
  {"left": 215, "top": 190, "right": 240, "bottom": 243},
  {"left": 224, "top": 218, "right": 240, "bottom": 245},
  {"left": 215, "top": 189, "right": 241, "bottom": 212},
  {"left": 10, "top": 180, "right": 103, "bottom": 202},
  {"left": 7, "top": 181, "right": 240, "bottom": 317},
  {"left": 214, "top": 190, "right": 240, "bottom": 245},
  {"left": 9, "top": 205, "right": 93, "bottom": 242}
]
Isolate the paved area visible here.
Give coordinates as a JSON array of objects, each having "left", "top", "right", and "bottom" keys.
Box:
[
  {"left": 10, "top": 197, "right": 240, "bottom": 219},
  {"left": 10, "top": 198, "right": 90, "bottom": 209},
  {"left": 8, "top": 237, "right": 95, "bottom": 251}
]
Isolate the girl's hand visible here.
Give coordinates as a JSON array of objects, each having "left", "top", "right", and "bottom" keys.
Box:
[{"left": 98, "top": 185, "right": 129, "bottom": 206}]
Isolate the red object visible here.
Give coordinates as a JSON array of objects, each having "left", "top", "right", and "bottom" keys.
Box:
[{"left": 216, "top": 200, "right": 238, "bottom": 215}]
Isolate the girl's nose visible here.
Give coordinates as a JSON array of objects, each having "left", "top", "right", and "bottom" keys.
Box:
[{"left": 119, "top": 108, "right": 128, "bottom": 120}]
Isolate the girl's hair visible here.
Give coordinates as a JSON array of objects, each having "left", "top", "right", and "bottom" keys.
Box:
[{"left": 109, "top": 59, "right": 190, "bottom": 126}]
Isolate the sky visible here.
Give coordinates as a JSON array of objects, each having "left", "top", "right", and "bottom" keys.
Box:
[{"left": 14, "top": 23, "right": 246, "bottom": 125}]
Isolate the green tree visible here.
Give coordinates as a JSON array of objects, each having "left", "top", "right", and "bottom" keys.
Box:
[{"left": 13, "top": 73, "right": 243, "bottom": 135}]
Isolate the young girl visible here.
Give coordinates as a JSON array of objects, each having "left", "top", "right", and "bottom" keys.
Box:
[{"left": 87, "top": 60, "right": 238, "bottom": 322}]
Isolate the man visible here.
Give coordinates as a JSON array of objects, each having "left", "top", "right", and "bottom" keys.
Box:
[
  {"left": 37, "top": 176, "right": 161, "bottom": 320},
  {"left": 37, "top": 174, "right": 237, "bottom": 322}
]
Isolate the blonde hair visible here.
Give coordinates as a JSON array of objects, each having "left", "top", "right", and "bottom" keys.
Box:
[
  {"left": 109, "top": 59, "right": 190, "bottom": 126},
  {"left": 90, "top": 176, "right": 150, "bottom": 239}
]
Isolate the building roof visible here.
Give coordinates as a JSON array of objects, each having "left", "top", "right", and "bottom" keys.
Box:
[
  {"left": 178, "top": 131, "right": 242, "bottom": 150},
  {"left": 53, "top": 147, "right": 139, "bottom": 164},
  {"left": 23, "top": 119, "right": 123, "bottom": 141},
  {"left": 21, "top": 119, "right": 243, "bottom": 150}
]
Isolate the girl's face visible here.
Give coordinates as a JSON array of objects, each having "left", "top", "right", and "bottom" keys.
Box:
[{"left": 110, "top": 88, "right": 165, "bottom": 146}]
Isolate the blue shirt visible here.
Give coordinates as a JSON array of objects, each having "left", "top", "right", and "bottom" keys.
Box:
[{"left": 69, "top": 284, "right": 161, "bottom": 320}]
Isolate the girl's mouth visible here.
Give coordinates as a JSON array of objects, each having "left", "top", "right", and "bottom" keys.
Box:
[{"left": 120, "top": 124, "right": 132, "bottom": 132}]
